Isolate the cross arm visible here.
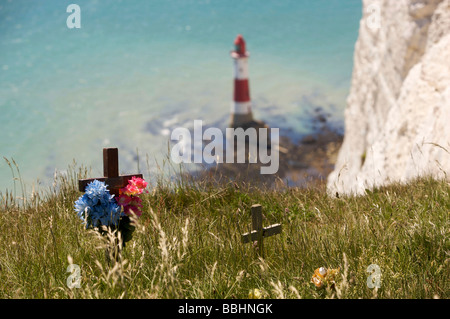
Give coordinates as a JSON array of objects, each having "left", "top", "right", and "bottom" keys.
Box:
[
  {"left": 241, "top": 223, "right": 282, "bottom": 243},
  {"left": 78, "top": 174, "right": 143, "bottom": 192}
]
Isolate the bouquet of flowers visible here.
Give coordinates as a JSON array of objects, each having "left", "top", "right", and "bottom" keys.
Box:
[
  {"left": 74, "top": 180, "right": 122, "bottom": 230},
  {"left": 115, "top": 176, "right": 148, "bottom": 243},
  {"left": 116, "top": 176, "right": 148, "bottom": 218},
  {"left": 74, "top": 177, "right": 148, "bottom": 248},
  {"left": 311, "top": 267, "right": 340, "bottom": 290}
]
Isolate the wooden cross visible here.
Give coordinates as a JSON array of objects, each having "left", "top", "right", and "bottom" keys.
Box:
[
  {"left": 241, "top": 204, "right": 282, "bottom": 257},
  {"left": 78, "top": 148, "right": 143, "bottom": 197}
]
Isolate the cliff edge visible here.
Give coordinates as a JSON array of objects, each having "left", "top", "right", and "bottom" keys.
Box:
[{"left": 327, "top": 0, "right": 450, "bottom": 195}]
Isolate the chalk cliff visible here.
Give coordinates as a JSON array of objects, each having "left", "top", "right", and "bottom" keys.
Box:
[{"left": 327, "top": 0, "right": 450, "bottom": 195}]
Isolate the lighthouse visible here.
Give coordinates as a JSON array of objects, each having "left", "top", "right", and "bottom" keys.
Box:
[{"left": 230, "top": 34, "right": 264, "bottom": 129}]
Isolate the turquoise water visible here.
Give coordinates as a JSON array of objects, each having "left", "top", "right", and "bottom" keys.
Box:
[{"left": 0, "top": 0, "right": 362, "bottom": 193}]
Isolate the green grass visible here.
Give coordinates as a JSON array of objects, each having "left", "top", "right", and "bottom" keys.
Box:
[{"left": 0, "top": 160, "right": 448, "bottom": 299}]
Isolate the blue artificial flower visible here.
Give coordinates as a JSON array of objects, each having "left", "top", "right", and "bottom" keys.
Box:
[{"left": 74, "top": 180, "right": 123, "bottom": 229}]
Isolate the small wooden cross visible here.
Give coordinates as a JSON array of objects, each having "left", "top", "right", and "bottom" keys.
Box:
[
  {"left": 241, "top": 204, "right": 282, "bottom": 257},
  {"left": 78, "top": 148, "right": 143, "bottom": 197}
]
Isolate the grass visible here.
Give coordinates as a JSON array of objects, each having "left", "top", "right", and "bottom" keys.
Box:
[{"left": 0, "top": 159, "right": 448, "bottom": 299}]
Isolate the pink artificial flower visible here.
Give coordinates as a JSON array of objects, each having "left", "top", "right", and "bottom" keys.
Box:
[
  {"left": 117, "top": 177, "right": 147, "bottom": 218},
  {"left": 130, "top": 176, "right": 148, "bottom": 189},
  {"left": 116, "top": 194, "right": 132, "bottom": 206},
  {"left": 130, "top": 196, "right": 142, "bottom": 206},
  {"left": 123, "top": 184, "right": 142, "bottom": 196}
]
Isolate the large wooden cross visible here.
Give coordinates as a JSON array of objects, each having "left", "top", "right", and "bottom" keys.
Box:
[
  {"left": 241, "top": 204, "right": 282, "bottom": 257},
  {"left": 78, "top": 148, "right": 143, "bottom": 197}
]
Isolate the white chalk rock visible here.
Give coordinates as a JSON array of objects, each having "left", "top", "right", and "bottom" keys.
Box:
[{"left": 327, "top": 0, "right": 450, "bottom": 195}]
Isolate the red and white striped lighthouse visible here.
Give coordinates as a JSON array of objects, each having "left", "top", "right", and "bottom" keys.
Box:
[{"left": 230, "top": 34, "right": 254, "bottom": 128}]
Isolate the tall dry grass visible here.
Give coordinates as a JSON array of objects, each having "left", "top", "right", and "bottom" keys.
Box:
[{"left": 0, "top": 157, "right": 448, "bottom": 299}]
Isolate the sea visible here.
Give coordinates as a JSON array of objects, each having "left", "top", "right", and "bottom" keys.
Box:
[{"left": 0, "top": 0, "right": 362, "bottom": 195}]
